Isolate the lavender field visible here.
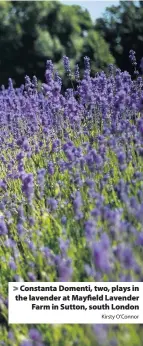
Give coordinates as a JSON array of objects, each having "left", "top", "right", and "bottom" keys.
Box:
[{"left": 0, "top": 51, "right": 143, "bottom": 345}]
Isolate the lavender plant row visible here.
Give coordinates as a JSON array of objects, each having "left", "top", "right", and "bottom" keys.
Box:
[{"left": 0, "top": 51, "right": 143, "bottom": 345}]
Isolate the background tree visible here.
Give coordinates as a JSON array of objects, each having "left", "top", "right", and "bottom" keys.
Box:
[
  {"left": 95, "top": 1, "right": 143, "bottom": 74},
  {"left": 0, "top": 1, "right": 114, "bottom": 87}
]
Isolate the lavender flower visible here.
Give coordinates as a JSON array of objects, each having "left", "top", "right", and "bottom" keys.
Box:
[
  {"left": 21, "top": 173, "right": 34, "bottom": 203},
  {"left": 63, "top": 56, "right": 71, "bottom": 74},
  {"left": 47, "top": 198, "right": 58, "bottom": 211},
  {"left": 0, "top": 217, "right": 8, "bottom": 235},
  {"left": 74, "top": 64, "right": 80, "bottom": 81}
]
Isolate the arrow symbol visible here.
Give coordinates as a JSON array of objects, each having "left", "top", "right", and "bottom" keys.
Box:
[{"left": 13, "top": 286, "right": 18, "bottom": 291}]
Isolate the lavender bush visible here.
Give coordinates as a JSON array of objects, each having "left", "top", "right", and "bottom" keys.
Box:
[{"left": 0, "top": 51, "right": 143, "bottom": 345}]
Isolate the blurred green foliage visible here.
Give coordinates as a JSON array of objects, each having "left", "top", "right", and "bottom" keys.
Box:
[
  {"left": 95, "top": 1, "right": 143, "bottom": 75},
  {"left": 0, "top": 1, "right": 114, "bottom": 87}
]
